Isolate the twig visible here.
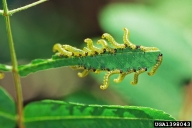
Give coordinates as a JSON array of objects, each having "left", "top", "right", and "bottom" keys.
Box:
[
  {"left": 9, "top": 0, "right": 48, "bottom": 15},
  {"left": 2, "top": 0, "right": 24, "bottom": 127}
]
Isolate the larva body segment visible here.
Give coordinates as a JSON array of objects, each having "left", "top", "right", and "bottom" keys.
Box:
[
  {"left": 84, "top": 38, "right": 103, "bottom": 54},
  {"left": 18, "top": 28, "right": 162, "bottom": 90},
  {"left": 102, "top": 33, "right": 125, "bottom": 48},
  {"left": 53, "top": 44, "right": 73, "bottom": 57},
  {"left": 62, "top": 45, "right": 86, "bottom": 56},
  {"left": 123, "top": 28, "right": 137, "bottom": 50}
]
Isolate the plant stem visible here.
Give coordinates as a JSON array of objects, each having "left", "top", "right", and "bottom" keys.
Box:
[
  {"left": 9, "top": 0, "right": 48, "bottom": 15},
  {"left": 2, "top": 0, "right": 24, "bottom": 128}
]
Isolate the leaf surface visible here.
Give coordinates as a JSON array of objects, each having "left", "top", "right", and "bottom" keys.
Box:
[
  {"left": 18, "top": 46, "right": 160, "bottom": 77},
  {"left": 0, "top": 87, "right": 16, "bottom": 128},
  {"left": 24, "top": 100, "right": 175, "bottom": 128}
]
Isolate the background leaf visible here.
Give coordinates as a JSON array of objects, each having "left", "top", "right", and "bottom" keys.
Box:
[
  {"left": 0, "top": 86, "right": 16, "bottom": 128},
  {"left": 95, "top": 3, "right": 192, "bottom": 118},
  {"left": 24, "top": 100, "right": 175, "bottom": 128}
]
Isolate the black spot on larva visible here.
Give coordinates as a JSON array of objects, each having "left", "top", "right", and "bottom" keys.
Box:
[
  {"left": 120, "top": 70, "right": 123, "bottom": 73},
  {"left": 124, "top": 44, "right": 128, "bottom": 47},
  {"left": 133, "top": 69, "right": 136, "bottom": 72},
  {"left": 109, "top": 50, "right": 113, "bottom": 54},
  {"left": 79, "top": 54, "right": 82, "bottom": 57},
  {"left": 85, "top": 52, "right": 88, "bottom": 56},
  {"left": 144, "top": 67, "right": 147, "bottom": 71},
  {"left": 114, "top": 49, "right": 117, "bottom": 53},
  {"left": 93, "top": 69, "right": 96, "bottom": 72},
  {"left": 159, "top": 53, "right": 163, "bottom": 56},
  {"left": 71, "top": 53, "right": 74, "bottom": 56},
  {"left": 136, "top": 45, "right": 140, "bottom": 49},
  {"left": 95, "top": 51, "right": 98, "bottom": 55},
  {"left": 106, "top": 68, "right": 110, "bottom": 71},
  {"left": 103, "top": 49, "right": 106, "bottom": 53}
]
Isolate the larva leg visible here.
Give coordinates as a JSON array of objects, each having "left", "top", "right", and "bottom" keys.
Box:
[
  {"left": 62, "top": 45, "right": 85, "bottom": 56},
  {"left": 131, "top": 68, "right": 147, "bottom": 85},
  {"left": 114, "top": 69, "right": 134, "bottom": 83},
  {"left": 123, "top": 28, "right": 136, "bottom": 50},
  {"left": 53, "top": 44, "right": 73, "bottom": 57},
  {"left": 70, "top": 66, "right": 84, "bottom": 70},
  {"left": 78, "top": 69, "right": 90, "bottom": 77},
  {"left": 102, "top": 33, "right": 125, "bottom": 48},
  {"left": 97, "top": 39, "right": 113, "bottom": 52},
  {"left": 148, "top": 54, "right": 163, "bottom": 76},
  {"left": 100, "top": 70, "right": 120, "bottom": 90},
  {"left": 114, "top": 73, "right": 126, "bottom": 83},
  {"left": 84, "top": 38, "right": 103, "bottom": 54},
  {"left": 94, "top": 69, "right": 101, "bottom": 74},
  {"left": 140, "top": 46, "right": 159, "bottom": 52},
  {"left": 97, "top": 39, "right": 108, "bottom": 48},
  {"left": 83, "top": 47, "right": 92, "bottom": 56}
]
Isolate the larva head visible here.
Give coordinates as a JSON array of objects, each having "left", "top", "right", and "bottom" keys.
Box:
[
  {"left": 102, "top": 33, "right": 110, "bottom": 39},
  {"left": 97, "top": 39, "right": 107, "bottom": 47},
  {"left": 53, "top": 43, "right": 62, "bottom": 52},
  {"left": 100, "top": 85, "right": 107, "bottom": 90},
  {"left": 84, "top": 38, "right": 92, "bottom": 43},
  {"left": 131, "top": 81, "right": 137, "bottom": 85},
  {"left": 123, "top": 28, "right": 130, "bottom": 37}
]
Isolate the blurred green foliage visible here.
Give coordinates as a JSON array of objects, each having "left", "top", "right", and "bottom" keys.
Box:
[{"left": 96, "top": 1, "right": 192, "bottom": 119}]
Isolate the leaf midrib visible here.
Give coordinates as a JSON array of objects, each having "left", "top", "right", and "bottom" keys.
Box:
[
  {"left": 24, "top": 116, "right": 173, "bottom": 122},
  {"left": 0, "top": 111, "right": 16, "bottom": 121}
]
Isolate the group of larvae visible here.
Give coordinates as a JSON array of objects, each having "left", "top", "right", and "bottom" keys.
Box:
[{"left": 53, "top": 28, "right": 163, "bottom": 90}]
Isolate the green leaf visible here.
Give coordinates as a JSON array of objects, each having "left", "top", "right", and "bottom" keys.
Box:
[
  {"left": 18, "top": 57, "right": 77, "bottom": 76},
  {"left": 0, "top": 86, "right": 16, "bottom": 128},
  {"left": 19, "top": 47, "right": 160, "bottom": 78},
  {"left": 0, "top": 64, "right": 12, "bottom": 72},
  {"left": 24, "top": 100, "right": 175, "bottom": 128}
]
